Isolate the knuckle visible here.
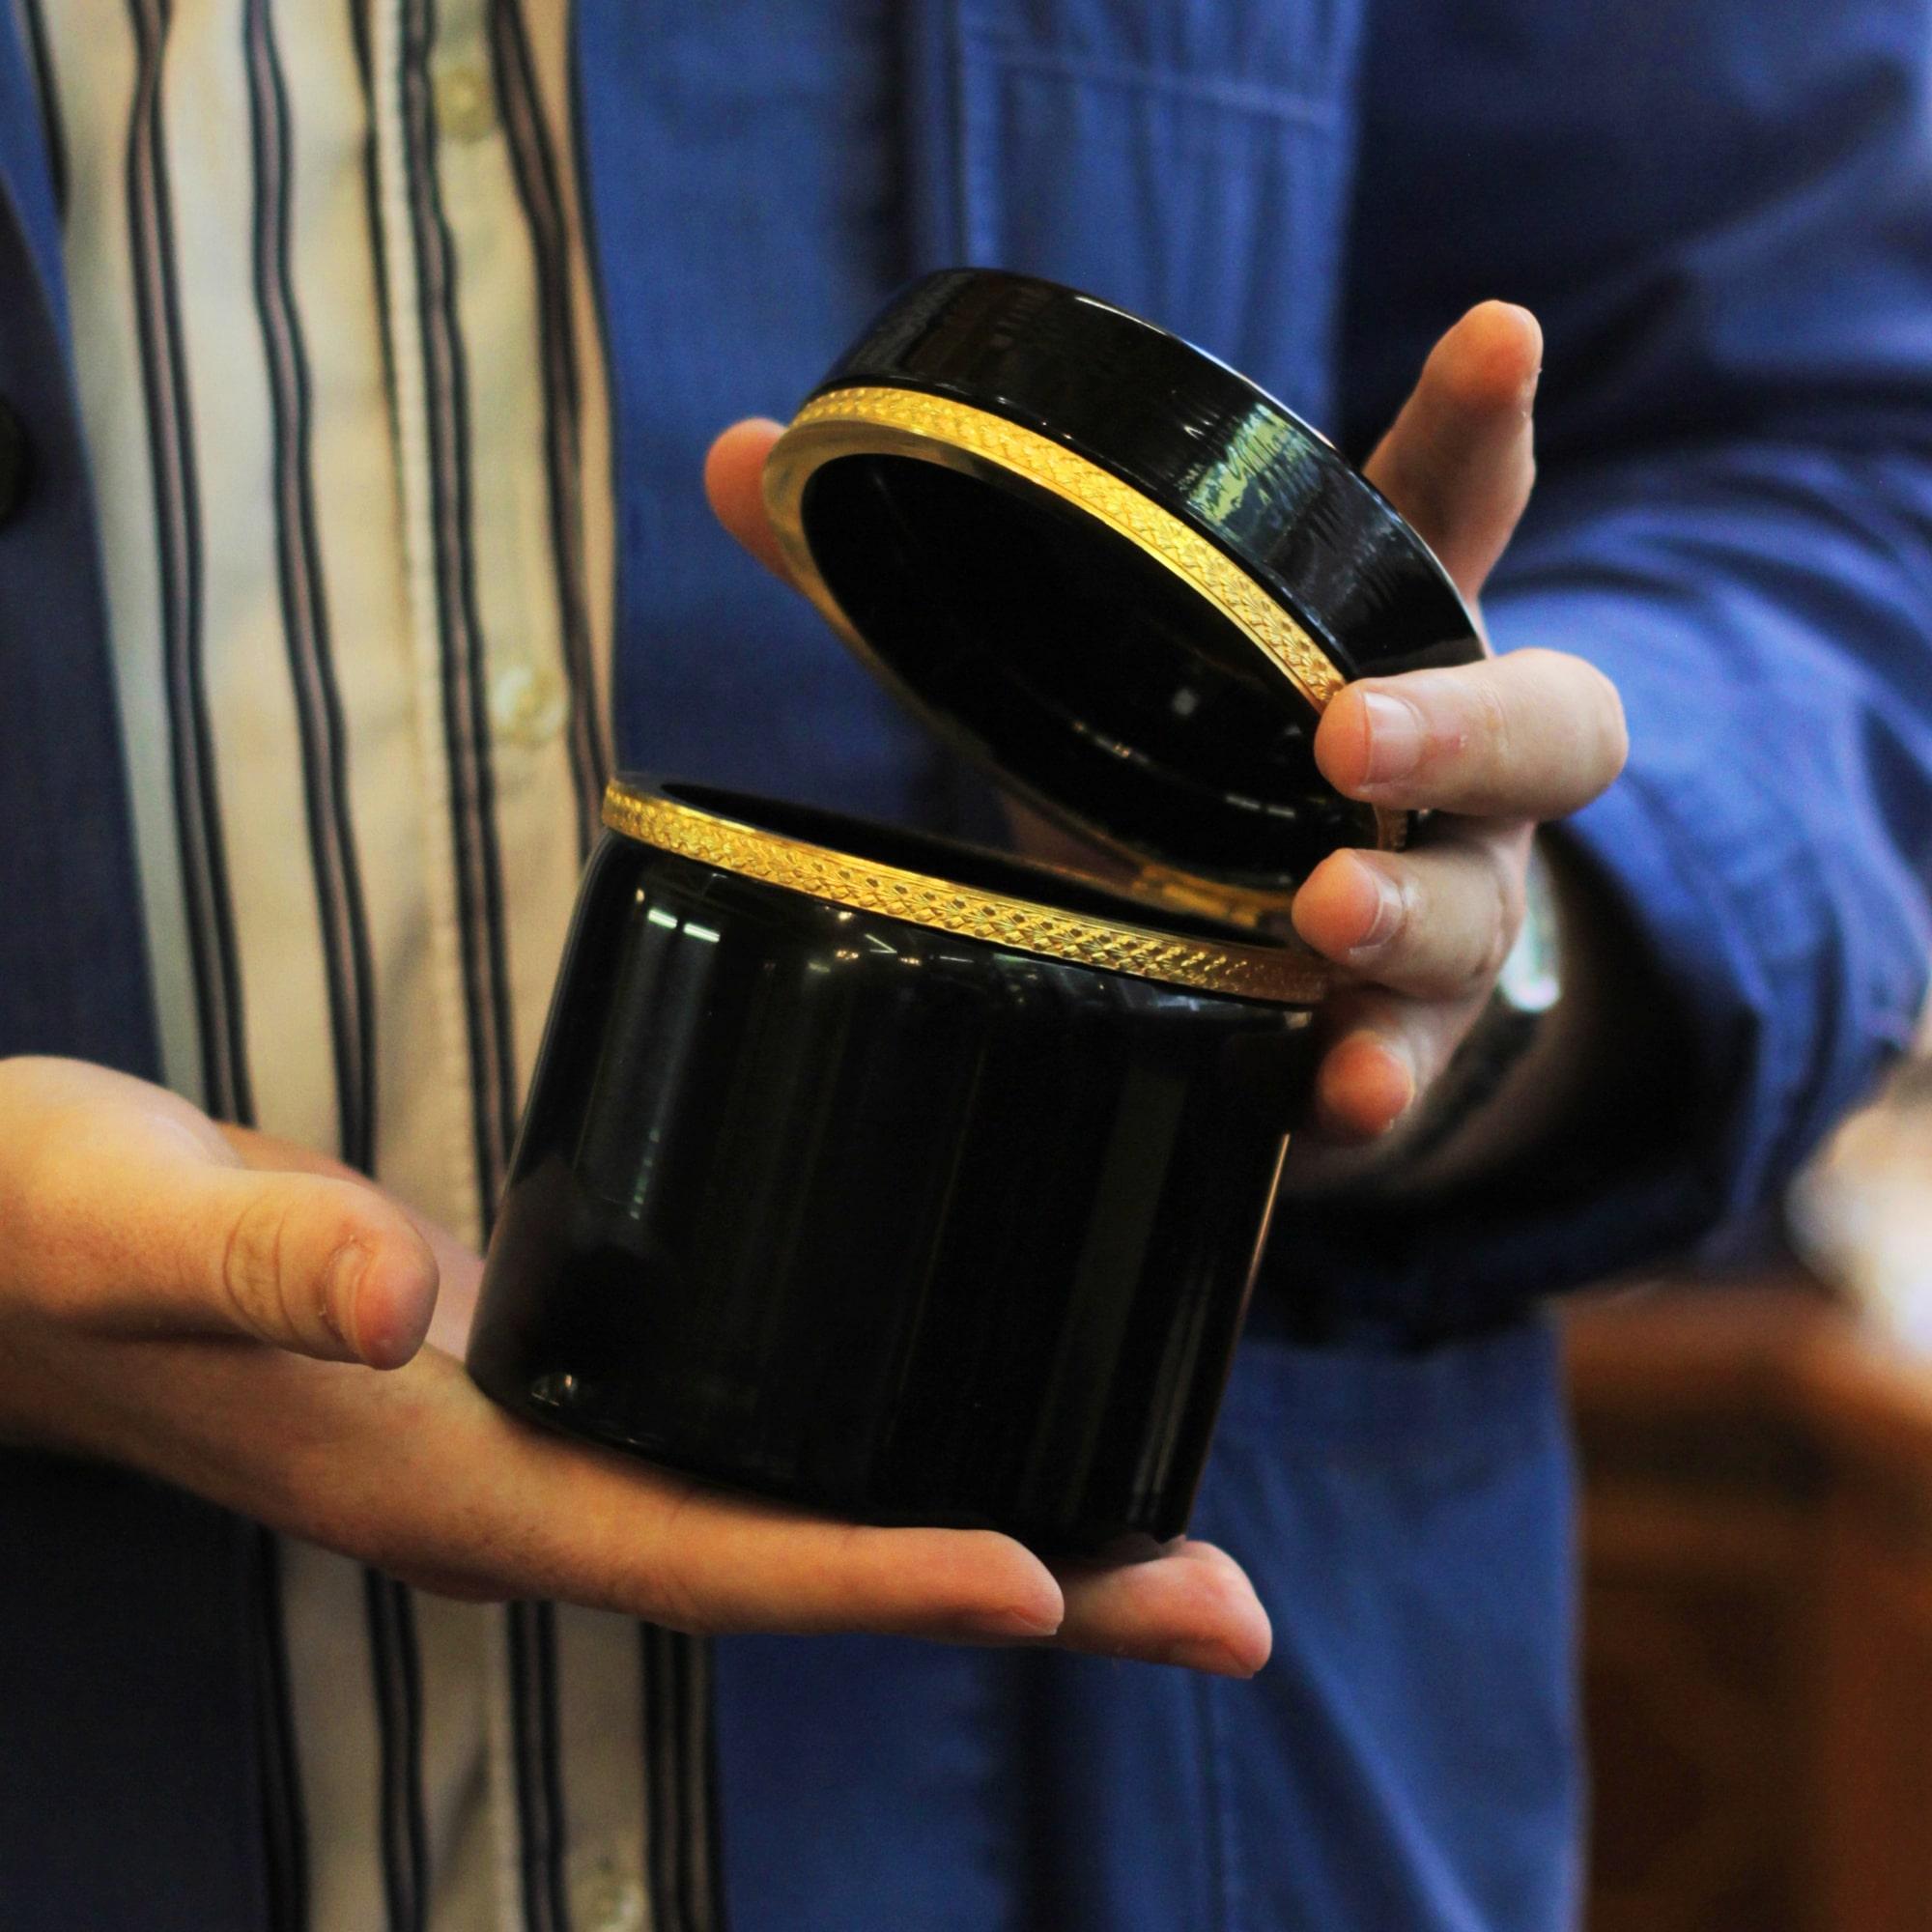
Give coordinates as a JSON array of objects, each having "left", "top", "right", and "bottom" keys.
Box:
[
  {"left": 1472, "top": 847, "right": 1524, "bottom": 986},
  {"left": 218, "top": 1187, "right": 301, "bottom": 1344},
  {"left": 2, "top": 1127, "right": 71, "bottom": 1254},
  {"left": 1464, "top": 666, "right": 1516, "bottom": 758},
  {"left": 640, "top": 1491, "right": 713, "bottom": 1634}
]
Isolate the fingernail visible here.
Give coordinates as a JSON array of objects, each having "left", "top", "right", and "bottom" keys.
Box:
[
  {"left": 1315, "top": 1031, "right": 1417, "bottom": 1143},
  {"left": 1348, "top": 867, "right": 1404, "bottom": 957},
  {"left": 1362, "top": 1032, "right": 1419, "bottom": 1128},
  {"left": 1358, "top": 693, "right": 1424, "bottom": 785},
  {"left": 963, "top": 1604, "right": 1065, "bottom": 1640},
  {"left": 1383, "top": 1064, "right": 1419, "bottom": 1130},
  {"left": 1156, "top": 1640, "right": 1256, "bottom": 1678}
]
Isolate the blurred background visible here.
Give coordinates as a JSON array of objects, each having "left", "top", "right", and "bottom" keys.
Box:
[{"left": 1573, "top": 1025, "right": 1932, "bottom": 1931}]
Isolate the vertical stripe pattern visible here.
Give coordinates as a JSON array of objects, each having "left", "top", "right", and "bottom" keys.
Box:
[
  {"left": 365, "top": 1572, "right": 432, "bottom": 1932},
  {"left": 509, "top": 1600, "right": 573, "bottom": 1932},
  {"left": 243, "top": 0, "right": 379, "bottom": 1172},
  {"left": 643, "top": 1625, "right": 724, "bottom": 1932},
  {"left": 248, "top": 18, "right": 419, "bottom": 1920},
  {"left": 36, "top": 3, "right": 721, "bottom": 1925},
  {"left": 18, "top": 0, "right": 68, "bottom": 220},
  {"left": 396, "top": 0, "right": 521, "bottom": 1211},
  {"left": 346, "top": 0, "right": 398, "bottom": 413},
  {"left": 488, "top": 0, "right": 605, "bottom": 853},
  {"left": 395, "top": 5, "right": 578, "bottom": 1913},
  {"left": 252, "top": 1530, "right": 311, "bottom": 1932},
  {"left": 126, "top": 0, "right": 253, "bottom": 1124}
]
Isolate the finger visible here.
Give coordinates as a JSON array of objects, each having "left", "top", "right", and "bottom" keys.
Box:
[
  {"left": 168, "top": 1168, "right": 440, "bottom": 1367},
  {"left": 1314, "top": 649, "right": 1628, "bottom": 819},
  {"left": 0, "top": 1062, "right": 439, "bottom": 1367},
  {"left": 95, "top": 1335, "right": 1070, "bottom": 1642},
  {"left": 1292, "top": 824, "right": 1530, "bottom": 1001},
  {"left": 703, "top": 416, "right": 790, "bottom": 582},
  {"left": 221, "top": 1122, "right": 482, "bottom": 1356},
  {"left": 40, "top": 1156, "right": 439, "bottom": 1368},
  {"left": 392, "top": 1377, "right": 1251, "bottom": 1663},
  {"left": 33, "top": 1314, "right": 1276, "bottom": 1666},
  {"left": 609, "top": 1472, "right": 1068, "bottom": 1642},
  {"left": 1308, "top": 985, "right": 1490, "bottom": 1143},
  {"left": 1363, "top": 299, "right": 1541, "bottom": 598},
  {"left": 1053, "top": 1539, "right": 1272, "bottom": 1677}
]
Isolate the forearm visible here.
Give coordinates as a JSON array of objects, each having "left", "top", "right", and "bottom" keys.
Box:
[{"left": 1501, "top": 441, "right": 1932, "bottom": 1205}]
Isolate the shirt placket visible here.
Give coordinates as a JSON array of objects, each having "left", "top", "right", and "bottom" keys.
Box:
[
  {"left": 367, "top": 0, "right": 499, "bottom": 1256},
  {"left": 364, "top": 14, "right": 649, "bottom": 1932},
  {"left": 366, "top": 6, "right": 527, "bottom": 1923}
]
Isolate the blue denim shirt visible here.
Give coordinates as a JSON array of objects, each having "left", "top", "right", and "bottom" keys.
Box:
[{"left": 2, "top": 3, "right": 1929, "bottom": 1928}]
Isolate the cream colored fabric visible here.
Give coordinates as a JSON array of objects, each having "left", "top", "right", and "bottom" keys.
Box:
[{"left": 35, "top": 2, "right": 658, "bottom": 1925}]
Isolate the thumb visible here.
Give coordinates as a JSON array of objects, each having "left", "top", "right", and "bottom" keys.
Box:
[
  {"left": 1362, "top": 300, "right": 1542, "bottom": 601},
  {"left": 0, "top": 1058, "right": 440, "bottom": 1366},
  {"left": 176, "top": 1166, "right": 441, "bottom": 1367}
]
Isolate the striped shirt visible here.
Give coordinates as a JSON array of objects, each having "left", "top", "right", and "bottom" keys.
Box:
[{"left": 23, "top": 2, "right": 718, "bottom": 1926}]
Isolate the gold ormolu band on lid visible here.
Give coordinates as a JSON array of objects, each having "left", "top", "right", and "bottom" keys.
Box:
[
  {"left": 776, "top": 386, "right": 1347, "bottom": 706},
  {"left": 602, "top": 781, "right": 1330, "bottom": 1007},
  {"left": 762, "top": 384, "right": 1406, "bottom": 861}
]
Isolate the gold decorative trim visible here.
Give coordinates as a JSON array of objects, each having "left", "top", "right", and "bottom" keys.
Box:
[
  {"left": 602, "top": 783, "right": 1329, "bottom": 1007},
  {"left": 775, "top": 384, "right": 1345, "bottom": 707},
  {"left": 762, "top": 384, "right": 1407, "bottom": 863}
]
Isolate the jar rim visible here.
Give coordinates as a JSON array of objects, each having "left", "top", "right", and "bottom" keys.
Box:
[{"left": 602, "top": 778, "right": 1329, "bottom": 1007}]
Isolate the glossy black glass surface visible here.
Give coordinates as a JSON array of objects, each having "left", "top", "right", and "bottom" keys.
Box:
[
  {"left": 468, "top": 786, "right": 1316, "bottom": 1552},
  {"left": 803, "top": 452, "right": 1368, "bottom": 889},
  {"left": 800, "top": 269, "right": 1485, "bottom": 889}
]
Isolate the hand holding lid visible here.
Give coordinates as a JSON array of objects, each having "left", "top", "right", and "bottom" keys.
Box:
[{"left": 708, "top": 283, "right": 1628, "bottom": 1148}]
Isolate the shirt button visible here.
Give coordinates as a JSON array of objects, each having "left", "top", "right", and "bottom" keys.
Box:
[
  {"left": 435, "top": 63, "right": 497, "bottom": 143},
  {"left": 0, "top": 403, "right": 32, "bottom": 527},
  {"left": 490, "top": 660, "right": 568, "bottom": 747},
  {"left": 578, "top": 1865, "right": 645, "bottom": 1932}
]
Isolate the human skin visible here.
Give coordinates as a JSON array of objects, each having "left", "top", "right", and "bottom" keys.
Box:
[{"left": 0, "top": 304, "right": 1622, "bottom": 1677}]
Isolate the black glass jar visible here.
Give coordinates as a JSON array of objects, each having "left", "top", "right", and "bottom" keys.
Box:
[
  {"left": 469, "top": 783, "right": 1321, "bottom": 1551},
  {"left": 467, "top": 270, "right": 1484, "bottom": 1553}
]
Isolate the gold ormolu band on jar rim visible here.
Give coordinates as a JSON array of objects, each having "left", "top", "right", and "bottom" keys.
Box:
[
  {"left": 761, "top": 384, "right": 1406, "bottom": 857},
  {"left": 602, "top": 781, "right": 1330, "bottom": 1007}
]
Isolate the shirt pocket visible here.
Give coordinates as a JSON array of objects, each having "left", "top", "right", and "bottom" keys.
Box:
[{"left": 908, "top": 0, "right": 1367, "bottom": 430}]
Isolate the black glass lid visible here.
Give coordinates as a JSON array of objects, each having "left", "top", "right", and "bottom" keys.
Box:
[{"left": 762, "top": 270, "right": 1484, "bottom": 903}]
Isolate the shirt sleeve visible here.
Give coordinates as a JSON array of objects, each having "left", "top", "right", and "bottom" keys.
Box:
[{"left": 1256, "top": 0, "right": 1932, "bottom": 1335}]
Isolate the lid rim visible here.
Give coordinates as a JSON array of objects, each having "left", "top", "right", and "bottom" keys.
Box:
[
  {"left": 799, "top": 373, "right": 1369, "bottom": 672},
  {"left": 762, "top": 384, "right": 1409, "bottom": 891},
  {"left": 774, "top": 386, "right": 1346, "bottom": 709},
  {"left": 813, "top": 270, "right": 1486, "bottom": 675}
]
